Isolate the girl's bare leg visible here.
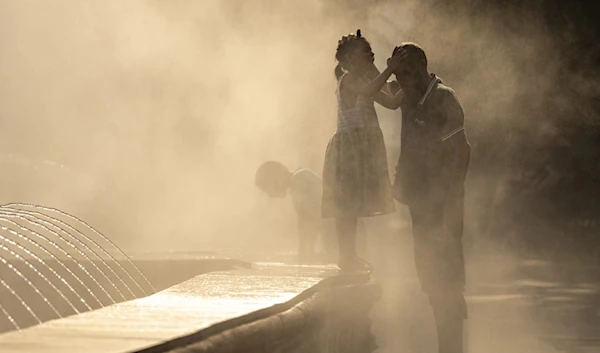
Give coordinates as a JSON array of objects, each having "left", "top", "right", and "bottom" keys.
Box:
[
  {"left": 335, "top": 217, "right": 372, "bottom": 271},
  {"left": 335, "top": 216, "right": 357, "bottom": 261},
  {"left": 356, "top": 219, "right": 368, "bottom": 259}
]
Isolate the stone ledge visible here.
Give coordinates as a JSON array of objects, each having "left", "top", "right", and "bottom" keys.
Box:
[
  {"left": 0, "top": 264, "right": 381, "bottom": 353},
  {"left": 146, "top": 273, "right": 380, "bottom": 353}
]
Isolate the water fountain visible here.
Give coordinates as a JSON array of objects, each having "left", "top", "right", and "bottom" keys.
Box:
[
  {"left": 3, "top": 203, "right": 154, "bottom": 293},
  {"left": 0, "top": 211, "right": 128, "bottom": 303},
  {"left": 0, "top": 203, "right": 155, "bottom": 333},
  {"left": 0, "top": 224, "right": 104, "bottom": 307},
  {"left": 0, "top": 242, "right": 80, "bottom": 314},
  {"left": 0, "top": 301, "right": 19, "bottom": 331}
]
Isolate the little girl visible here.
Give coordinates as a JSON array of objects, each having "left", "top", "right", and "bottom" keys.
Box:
[{"left": 322, "top": 30, "right": 406, "bottom": 271}]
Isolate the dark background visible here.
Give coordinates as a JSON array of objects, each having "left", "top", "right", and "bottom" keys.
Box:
[{"left": 370, "top": 0, "right": 600, "bottom": 260}]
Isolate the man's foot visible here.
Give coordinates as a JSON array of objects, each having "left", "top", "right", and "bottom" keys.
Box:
[{"left": 338, "top": 255, "right": 373, "bottom": 272}]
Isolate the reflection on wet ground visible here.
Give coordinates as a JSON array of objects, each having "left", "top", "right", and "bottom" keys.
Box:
[
  {"left": 516, "top": 260, "right": 600, "bottom": 353},
  {"left": 370, "top": 249, "right": 600, "bottom": 353},
  {"left": 465, "top": 258, "right": 600, "bottom": 352}
]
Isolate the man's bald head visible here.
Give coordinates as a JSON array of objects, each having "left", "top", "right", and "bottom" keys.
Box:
[
  {"left": 394, "top": 42, "right": 427, "bottom": 70},
  {"left": 393, "top": 42, "right": 429, "bottom": 92}
]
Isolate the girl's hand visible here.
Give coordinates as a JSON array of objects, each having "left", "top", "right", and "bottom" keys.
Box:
[{"left": 387, "top": 47, "right": 407, "bottom": 70}]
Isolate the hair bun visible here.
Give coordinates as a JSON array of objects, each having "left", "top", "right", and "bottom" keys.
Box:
[{"left": 356, "top": 29, "right": 362, "bottom": 38}]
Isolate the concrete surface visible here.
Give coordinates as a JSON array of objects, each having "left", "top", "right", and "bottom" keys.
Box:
[{"left": 0, "top": 263, "right": 339, "bottom": 353}]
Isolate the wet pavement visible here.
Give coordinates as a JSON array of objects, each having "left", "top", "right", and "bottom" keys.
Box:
[
  {"left": 371, "top": 260, "right": 600, "bottom": 353},
  {"left": 509, "top": 260, "right": 600, "bottom": 353},
  {"left": 365, "top": 231, "right": 600, "bottom": 353}
]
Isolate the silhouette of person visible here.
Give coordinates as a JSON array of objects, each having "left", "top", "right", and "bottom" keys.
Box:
[
  {"left": 256, "top": 161, "right": 344, "bottom": 262},
  {"left": 322, "top": 30, "right": 405, "bottom": 272},
  {"left": 391, "top": 43, "right": 471, "bottom": 353}
]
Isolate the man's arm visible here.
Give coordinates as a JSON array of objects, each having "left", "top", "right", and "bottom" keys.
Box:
[{"left": 439, "top": 91, "right": 471, "bottom": 200}]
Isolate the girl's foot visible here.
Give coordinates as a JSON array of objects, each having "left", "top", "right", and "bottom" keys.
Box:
[{"left": 338, "top": 255, "right": 373, "bottom": 272}]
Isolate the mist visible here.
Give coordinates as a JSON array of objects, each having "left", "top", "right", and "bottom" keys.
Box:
[
  {"left": 1, "top": 0, "right": 343, "bottom": 251},
  {"left": 1, "top": 0, "right": 598, "bottom": 351}
]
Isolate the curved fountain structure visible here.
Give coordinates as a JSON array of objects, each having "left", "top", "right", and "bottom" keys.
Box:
[{"left": 0, "top": 203, "right": 155, "bottom": 333}]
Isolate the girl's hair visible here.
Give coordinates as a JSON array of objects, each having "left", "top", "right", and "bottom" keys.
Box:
[{"left": 335, "top": 29, "right": 368, "bottom": 79}]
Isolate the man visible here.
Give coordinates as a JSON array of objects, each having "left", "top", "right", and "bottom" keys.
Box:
[{"left": 390, "top": 43, "right": 471, "bottom": 353}]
